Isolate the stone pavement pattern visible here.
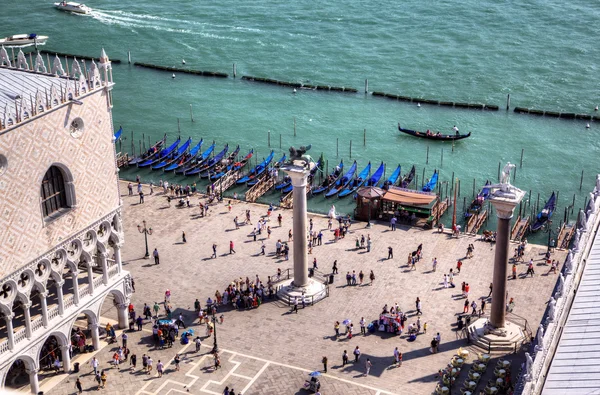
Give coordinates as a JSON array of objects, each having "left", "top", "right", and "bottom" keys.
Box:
[{"left": 48, "top": 182, "right": 564, "bottom": 394}]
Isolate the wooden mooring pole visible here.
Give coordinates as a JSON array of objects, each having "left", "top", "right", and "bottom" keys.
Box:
[
  {"left": 190, "top": 104, "right": 194, "bottom": 122},
  {"left": 520, "top": 148, "right": 524, "bottom": 168},
  {"left": 426, "top": 146, "right": 429, "bottom": 164},
  {"left": 580, "top": 170, "right": 584, "bottom": 190}
]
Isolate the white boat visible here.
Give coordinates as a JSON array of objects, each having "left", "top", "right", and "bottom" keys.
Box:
[
  {"left": 0, "top": 34, "right": 49, "bottom": 47},
  {"left": 54, "top": 1, "right": 91, "bottom": 14}
]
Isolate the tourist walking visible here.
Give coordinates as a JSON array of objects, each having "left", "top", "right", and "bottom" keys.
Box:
[
  {"left": 369, "top": 270, "right": 375, "bottom": 285},
  {"left": 229, "top": 240, "right": 236, "bottom": 254},
  {"left": 432, "top": 258, "right": 438, "bottom": 272},
  {"left": 153, "top": 248, "right": 160, "bottom": 264},
  {"left": 353, "top": 346, "right": 361, "bottom": 362},
  {"left": 89, "top": 356, "right": 99, "bottom": 375},
  {"left": 174, "top": 354, "right": 181, "bottom": 371},
  {"left": 130, "top": 353, "right": 137, "bottom": 370},
  {"left": 332, "top": 260, "right": 339, "bottom": 274},
  {"left": 360, "top": 317, "right": 366, "bottom": 335},
  {"left": 456, "top": 260, "right": 462, "bottom": 273},
  {"left": 527, "top": 260, "right": 535, "bottom": 277},
  {"left": 388, "top": 246, "right": 393, "bottom": 259},
  {"left": 101, "top": 371, "right": 107, "bottom": 389},
  {"left": 443, "top": 274, "right": 448, "bottom": 288},
  {"left": 342, "top": 350, "right": 349, "bottom": 366},
  {"left": 487, "top": 282, "right": 493, "bottom": 298},
  {"left": 390, "top": 216, "right": 397, "bottom": 231},
  {"left": 292, "top": 297, "right": 298, "bottom": 313},
  {"left": 75, "top": 377, "right": 82, "bottom": 394},
  {"left": 182, "top": 231, "right": 186, "bottom": 243},
  {"left": 365, "top": 358, "right": 372, "bottom": 376},
  {"left": 212, "top": 243, "right": 217, "bottom": 258},
  {"left": 416, "top": 297, "right": 422, "bottom": 315},
  {"left": 322, "top": 356, "right": 328, "bottom": 373},
  {"left": 157, "top": 360, "right": 164, "bottom": 377},
  {"left": 334, "top": 321, "right": 340, "bottom": 337},
  {"left": 147, "top": 356, "right": 153, "bottom": 375}
]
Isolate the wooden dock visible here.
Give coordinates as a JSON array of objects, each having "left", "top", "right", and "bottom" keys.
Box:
[
  {"left": 466, "top": 210, "right": 488, "bottom": 234},
  {"left": 511, "top": 215, "right": 530, "bottom": 242},
  {"left": 557, "top": 223, "right": 575, "bottom": 250},
  {"left": 213, "top": 169, "right": 240, "bottom": 194},
  {"left": 245, "top": 174, "right": 276, "bottom": 203},
  {"left": 116, "top": 152, "right": 129, "bottom": 168}
]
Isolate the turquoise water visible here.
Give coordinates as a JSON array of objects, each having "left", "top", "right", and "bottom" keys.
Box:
[{"left": 4, "top": 0, "right": 600, "bottom": 242}]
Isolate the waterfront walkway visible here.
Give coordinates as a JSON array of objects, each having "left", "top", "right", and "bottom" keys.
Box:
[{"left": 45, "top": 181, "right": 564, "bottom": 395}]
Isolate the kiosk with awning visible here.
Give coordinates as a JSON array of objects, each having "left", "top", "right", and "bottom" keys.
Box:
[{"left": 380, "top": 186, "right": 442, "bottom": 227}]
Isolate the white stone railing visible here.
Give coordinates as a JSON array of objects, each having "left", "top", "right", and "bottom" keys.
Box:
[
  {"left": 93, "top": 276, "right": 104, "bottom": 289},
  {"left": 108, "top": 265, "right": 119, "bottom": 278},
  {"left": 0, "top": 339, "right": 9, "bottom": 354},
  {"left": 64, "top": 295, "right": 75, "bottom": 309},
  {"left": 13, "top": 327, "right": 27, "bottom": 343},
  {"left": 32, "top": 315, "right": 44, "bottom": 332},
  {"left": 79, "top": 285, "right": 91, "bottom": 298},
  {"left": 518, "top": 184, "right": 600, "bottom": 395},
  {"left": 47, "top": 305, "right": 60, "bottom": 321}
]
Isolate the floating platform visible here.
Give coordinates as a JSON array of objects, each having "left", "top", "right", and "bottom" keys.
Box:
[
  {"left": 134, "top": 62, "right": 228, "bottom": 78},
  {"left": 371, "top": 91, "right": 498, "bottom": 111}
]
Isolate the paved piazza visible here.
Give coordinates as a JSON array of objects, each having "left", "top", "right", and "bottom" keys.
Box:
[{"left": 46, "top": 181, "right": 564, "bottom": 395}]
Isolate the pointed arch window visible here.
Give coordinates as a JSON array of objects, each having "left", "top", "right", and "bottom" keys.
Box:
[{"left": 41, "top": 166, "right": 69, "bottom": 218}]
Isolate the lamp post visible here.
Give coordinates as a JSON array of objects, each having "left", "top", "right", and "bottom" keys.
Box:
[
  {"left": 137, "top": 220, "right": 153, "bottom": 259},
  {"left": 211, "top": 311, "right": 219, "bottom": 354}
]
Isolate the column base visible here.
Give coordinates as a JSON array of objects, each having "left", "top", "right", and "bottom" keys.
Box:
[
  {"left": 277, "top": 278, "right": 328, "bottom": 305},
  {"left": 467, "top": 318, "right": 527, "bottom": 353}
]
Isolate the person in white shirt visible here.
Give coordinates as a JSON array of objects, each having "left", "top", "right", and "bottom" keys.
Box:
[{"left": 360, "top": 317, "right": 366, "bottom": 335}]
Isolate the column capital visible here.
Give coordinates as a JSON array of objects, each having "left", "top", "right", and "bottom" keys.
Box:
[
  {"left": 60, "top": 344, "right": 71, "bottom": 351},
  {"left": 26, "top": 368, "right": 39, "bottom": 375},
  {"left": 117, "top": 303, "right": 128, "bottom": 310},
  {"left": 4, "top": 313, "right": 15, "bottom": 321},
  {"left": 39, "top": 291, "right": 49, "bottom": 299},
  {"left": 89, "top": 322, "right": 100, "bottom": 330},
  {"left": 22, "top": 302, "right": 32, "bottom": 310}
]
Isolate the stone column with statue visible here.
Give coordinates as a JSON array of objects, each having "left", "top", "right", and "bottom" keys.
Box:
[
  {"left": 277, "top": 145, "right": 327, "bottom": 303},
  {"left": 468, "top": 163, "right": 528, "bottom": 351}
]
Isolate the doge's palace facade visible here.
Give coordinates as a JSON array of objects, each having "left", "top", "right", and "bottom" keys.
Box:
[{"left": 0, "top": 47, "right": 131, "bottom": 393}]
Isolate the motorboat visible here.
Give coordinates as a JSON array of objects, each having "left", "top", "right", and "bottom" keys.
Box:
[
  {"left": 0, "top": 34, "right": 48, "bottom": 47},
  {"left": 54, "top": 1, "right": 91, "bottom": 14}
]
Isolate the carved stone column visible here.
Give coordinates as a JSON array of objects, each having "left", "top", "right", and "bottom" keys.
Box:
[
  {"left": 99, "top": 252, "right": 109, "bottom": 285},
  {"left": 5, "top": 313, "right": 15, "bottom": 350},
  {"left": 71, "top": 272, "right": 80, "bottom": 306},
  {"left": 60, "top": 344, "right": 71, "bottom": 372},
  {"left": 22, "top": 302, "right": 32, "bottom": 338},
  {"left": 117, "top": 303, "right": 129, "bottom": 329},
  {"left": 39, "top": 291, "right": 49, "bottom": 328},
  {"left": 55, "top": 281, "right": 65, "bottom": 316},
  {"left": 26, "top": 368, "right": 39, "bottom": 394},
  {"left": 90, "top": 322, "right": 100, "bottom": 350},
  {"left": 87, "top": 263, "right": 95, "bottom": 295},
  {"left": 114, "top": 242, "right": 123, "bottom": 274}
]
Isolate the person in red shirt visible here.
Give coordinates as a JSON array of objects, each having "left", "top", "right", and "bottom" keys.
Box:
[
  {"left": 456, "top": 260, "right": 463, "bottom": 273},
  {"left": 229, "top": 241, "right": 236, "bottom": 254}
]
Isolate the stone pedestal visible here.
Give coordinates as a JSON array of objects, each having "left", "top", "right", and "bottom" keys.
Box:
[{"left": 277, "top": 162, "right": 327, "bottom": 303}]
